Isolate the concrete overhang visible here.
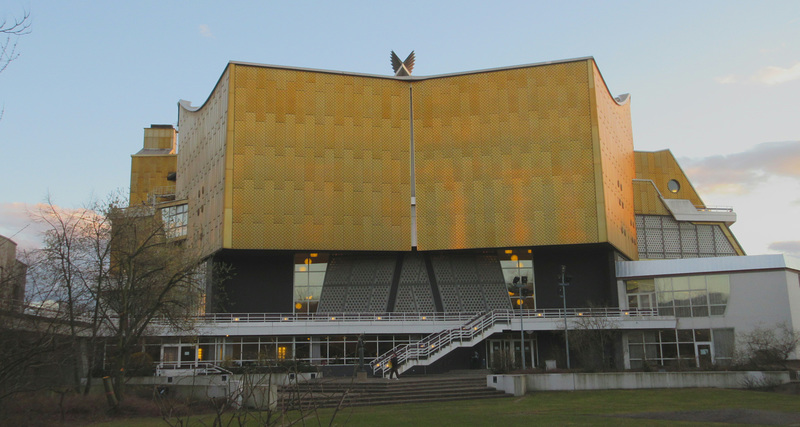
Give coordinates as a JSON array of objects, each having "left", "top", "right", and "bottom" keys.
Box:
[
  {"left": 662, "top": 199, "right": 737, "bottom": 226},
  {"left": 617, "top": 254, "right": 800, "bottom": 278}
]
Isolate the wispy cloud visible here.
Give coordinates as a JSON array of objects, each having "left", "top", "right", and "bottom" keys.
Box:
[
  {"left": 767, "top": 241, "right": 800, "bottom": 256},
  {"left": 199, "top": 24, "right": 214, "bottom": 38},
  {"left": 714, "top": 74, "right": 737, "bottom": 84},
  {"left": 751, "top": 62, "right": 800, "bottom": 85},
  {"left": 681, "top": 141, "right": 800, "bottom": 194},
  {"left": 714, "top": 62, "right": 800, "bottom": 86},
  {"left": 0, "top": 202, "right": 98, "bottom": 250},
  {"left": 0, "top": 202, "right": 46, "bottom": 250}
]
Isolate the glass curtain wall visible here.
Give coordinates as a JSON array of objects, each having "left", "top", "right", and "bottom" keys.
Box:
[
  {"left": 626, "top": 274, "right": 730, "bottom": 317},
  {"left": 293, "top": 253, "right": 328, "bottom": 314},
  {"left": 499, "top": 249, "right": 535, "bottom": 309},
  {"left": 626, "top": 328, "right": 734, "bottom": 368}
]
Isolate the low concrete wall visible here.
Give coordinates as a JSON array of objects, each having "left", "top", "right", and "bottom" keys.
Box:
[
  {"left": 487, "top": 374, "right": 527, "bottom": 396},
  {"left": 488, "top": 371, "right": 791, "bottom": 394},
  {"left": 129, "top": 375, "right": 231, "bottom": 401},
  {"left": 128, "top": 371, "right": 321, "bottom": 408}
]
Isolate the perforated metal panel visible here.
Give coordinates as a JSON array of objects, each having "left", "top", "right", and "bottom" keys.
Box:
[
  {"left": 698, "top": 225, "right": 714, "bottom": 254},
  {"left": 438, "top": 284, "right": 462, "bottom": 311},
  {"left": 645, "top": 228, "right": 663, "bottom": 253},
  {"left": 663, "top": 228, "right": 680, "bottom": 254},
  {"left": 430, "top": 252, "right": 510, "bottom": 312},
  {"left": 680, "top": 223, "right": 698, "bottom": 254},
  {"left": 394, "top": 253, "right": 436, "bottom": 312},
  {"left": 644, "top": 216, "right": 662, "bottom": 228},
  {"left": 714, "top": 227, "right": 736, "bottom": 255},
  {"left": 317, "top": 254, "right": 395, "bottom": 313},
  {"left": 636, "top": 214, "right": 739, "bottom": 260},
  {"left": 318, "top": 286, "right": 348, "bottom": 312}
]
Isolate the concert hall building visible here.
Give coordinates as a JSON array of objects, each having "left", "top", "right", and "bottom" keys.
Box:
[{"left": 128, "top": 56, "right": 800, "bottom": 373}]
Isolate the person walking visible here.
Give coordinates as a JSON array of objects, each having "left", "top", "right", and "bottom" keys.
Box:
[{"left": 388, "top": 352, "right": 400, "bottom": 380}]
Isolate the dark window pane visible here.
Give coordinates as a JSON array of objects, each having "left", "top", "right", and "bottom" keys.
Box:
[{"left": 694, "top": 329, "right": 711, "bottom": 342}]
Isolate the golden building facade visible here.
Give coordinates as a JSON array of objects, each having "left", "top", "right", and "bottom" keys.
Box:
[
  {"left": 127, "top": 56, "right": 744, "bottom": 315},
  {"left": 160, "top": 58, "right": 639, "bottom": 259}
]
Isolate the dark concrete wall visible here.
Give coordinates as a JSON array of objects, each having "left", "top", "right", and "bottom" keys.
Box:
[
  {"left": 210, "top": 250, "right": 293, "bottom": 313},
  {"left": 532, "top": 244, "right": 619, "bottom": 309}
]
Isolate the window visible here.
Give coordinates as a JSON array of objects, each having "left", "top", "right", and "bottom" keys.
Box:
[
  {"left": 667, "top": 179, "right": 680, "bottom": 193},
  {"left": 161, "top": 204, "right": 188, "bottom": 238},
  {"left": 627, "top": 328, "right": 723, "bottom": 368},
  {"left": 626, "top": 274, "right": 729, "bottom": 318},
  {"left": 499, "top": 249, "right": 535, "bottom": 309},
  {"left": 293, "top": 253, "right": 328, "bottom": 314}
]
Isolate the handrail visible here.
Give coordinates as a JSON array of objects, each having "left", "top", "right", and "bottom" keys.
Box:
[
  {"left": 695, "top": 205, "right": 734, "bottom": 213},
  {"left": 156, "top": 361, "right": 232, "bottom": 377},
  {"left": 150, "top": 307, "right": 658, "bottom": 326},
  {"left": 149, "top": 311, "right": 480, "bottom": 326},
  {"left": 369, "top": 308, "right": 659, "bottom": 376}
]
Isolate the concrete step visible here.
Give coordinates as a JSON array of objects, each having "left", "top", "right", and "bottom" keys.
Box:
[
  {"left": 283, "top": 390, "right": 509, "bottom": 410},
  {"left": 283, "top": 377, "right": 487, "bottom": 393},
  {"left": 278, "top": 373, "right": 509, "bottom": 410}
]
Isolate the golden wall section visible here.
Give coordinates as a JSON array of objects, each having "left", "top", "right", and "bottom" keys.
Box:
[
  {"left": 129, "top": 126, "right": 177, "bottom": 206},
  {"left": 590, "top": 62, "right": 638, "bottom": 259},
  {"left": 632, "top": 180, "right": 670, "bottom": 215},
  {"left": 413, "top": 60, "right": 599, "bottom": 250},
  {"left": 634, "top": 150, "right": 704, "bottom": 208},
  {"left": 227, "top": 64, "right": 411, "bottom": 251},
  {"left": 129, "top": 156, "right": 176, "bottom": 205},
  {"left": 177, "top": 69, "right": 230, "bottom": 257}
]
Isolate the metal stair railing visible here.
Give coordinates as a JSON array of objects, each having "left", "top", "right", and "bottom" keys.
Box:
[
  {"left": 370, "top": 310, "right": 513, "bottom": 377},
  {"left": 369, "top": 307, "right": 660, "bottom": 376}
]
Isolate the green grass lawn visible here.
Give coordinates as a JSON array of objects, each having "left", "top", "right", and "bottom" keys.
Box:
[{"left": 89, "top": 388, "right": 800, "bottom": 427}]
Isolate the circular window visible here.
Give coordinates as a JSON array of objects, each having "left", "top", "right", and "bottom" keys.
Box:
[{"left": 667, "top": 179, "right": 680, "bottom": 193}]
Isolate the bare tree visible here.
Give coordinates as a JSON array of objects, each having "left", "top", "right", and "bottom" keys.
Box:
[
  {"left": 737, "top": 322, "right": 800, "bottom": 369},
  {"left": 1, "top": 9, "right": 31, "bottom": 120},
  {"left": 0, "top": 253, "right": 76, "bottom": 409},
  {"left": 27, "top": 197, "right": 208, "bottom": 403},
  {"left": 103, "top": 204, "right": 206, "bottom": 402},
  {"left": 27, "top": 197, "right": 113, "bottom": 395},
  {"left": 568, "top": 314, "right": 621, "bottom": 371}
]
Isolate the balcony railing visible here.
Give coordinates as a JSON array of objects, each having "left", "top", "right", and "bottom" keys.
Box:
[{"left": 149, "top": 307, "right": 659, "bottom": 326}]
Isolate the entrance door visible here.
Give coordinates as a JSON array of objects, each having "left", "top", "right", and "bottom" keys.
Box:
[
  {"left": 489, "top": 338, "right": 536, "bottom": 369},
  {"left": 696, "top": 343, "right": 713, "bottom": 368},
  {"left": 513, "top": 340, "right": 534, "bottom": 369},
  {"left": 162, "top": 346, "right": 179, "bottom": 368},
  {"left": 180, "top": 346, "right": 196, "bottom": 368}
]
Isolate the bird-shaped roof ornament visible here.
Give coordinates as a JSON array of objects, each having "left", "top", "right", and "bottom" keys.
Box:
[{"left": 391, "top": 51, "right": 415, "bottom": 76}]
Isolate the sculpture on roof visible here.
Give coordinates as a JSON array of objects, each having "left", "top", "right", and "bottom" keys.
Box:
[{"left": 391, "top": 51, "right": 415, "bottom": 76}]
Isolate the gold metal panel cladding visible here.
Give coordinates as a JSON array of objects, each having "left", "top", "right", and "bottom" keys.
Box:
[
  {"left": 633, "top": 180, "right": 671, "bottom": 216},
  {"left": 591, "top": 62, "right": 638, "bottom": 260},
  {"left": 228, "top": 64, "right": 411, "bottom": 251},
  {"left": 414, "top": 60, "right": 600, "bottom": 250},
  {"left": 129, "top": 126, "right": 178, "bottom": 206},
  {"left": 634, "top": 150, "right": 705, "bottom": 207},
  {"left": 176, "top": 67, "right": 230, "bottom": 257},
  {"left": 168, "top": 59, "right": 645, "bottom": 254},
  {"left": 129, "top": 156, "right": 176, "bottom": 206}
]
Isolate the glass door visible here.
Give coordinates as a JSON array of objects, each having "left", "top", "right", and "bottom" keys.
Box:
[{"left": 696, "top": 342, "right": 713, "bottom": 368}]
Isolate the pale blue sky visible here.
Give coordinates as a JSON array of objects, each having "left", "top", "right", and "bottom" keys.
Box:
[{"left": 1, "top": 0, "right": 799, "bottom": 255}]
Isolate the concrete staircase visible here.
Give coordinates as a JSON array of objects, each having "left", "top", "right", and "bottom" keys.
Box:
[{"left": 278, "top": 371, "right": 509, "bottom": 410}]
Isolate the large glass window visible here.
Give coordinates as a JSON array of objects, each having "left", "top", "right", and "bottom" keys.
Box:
[
  {"left": 161, "top": 204, "right": 188, "bottom": 238},
  {"left": 627, "top": 328, "right": 722, "bottom": 368},
  {"left": 293, "top": 253, "right": 328, "bottom": 314},
  {"left": 626, "top": 274, "right": 729, "bottom": 317},
  {"left": 499, "top": 249, "right": 535, "bottom": 309}
]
